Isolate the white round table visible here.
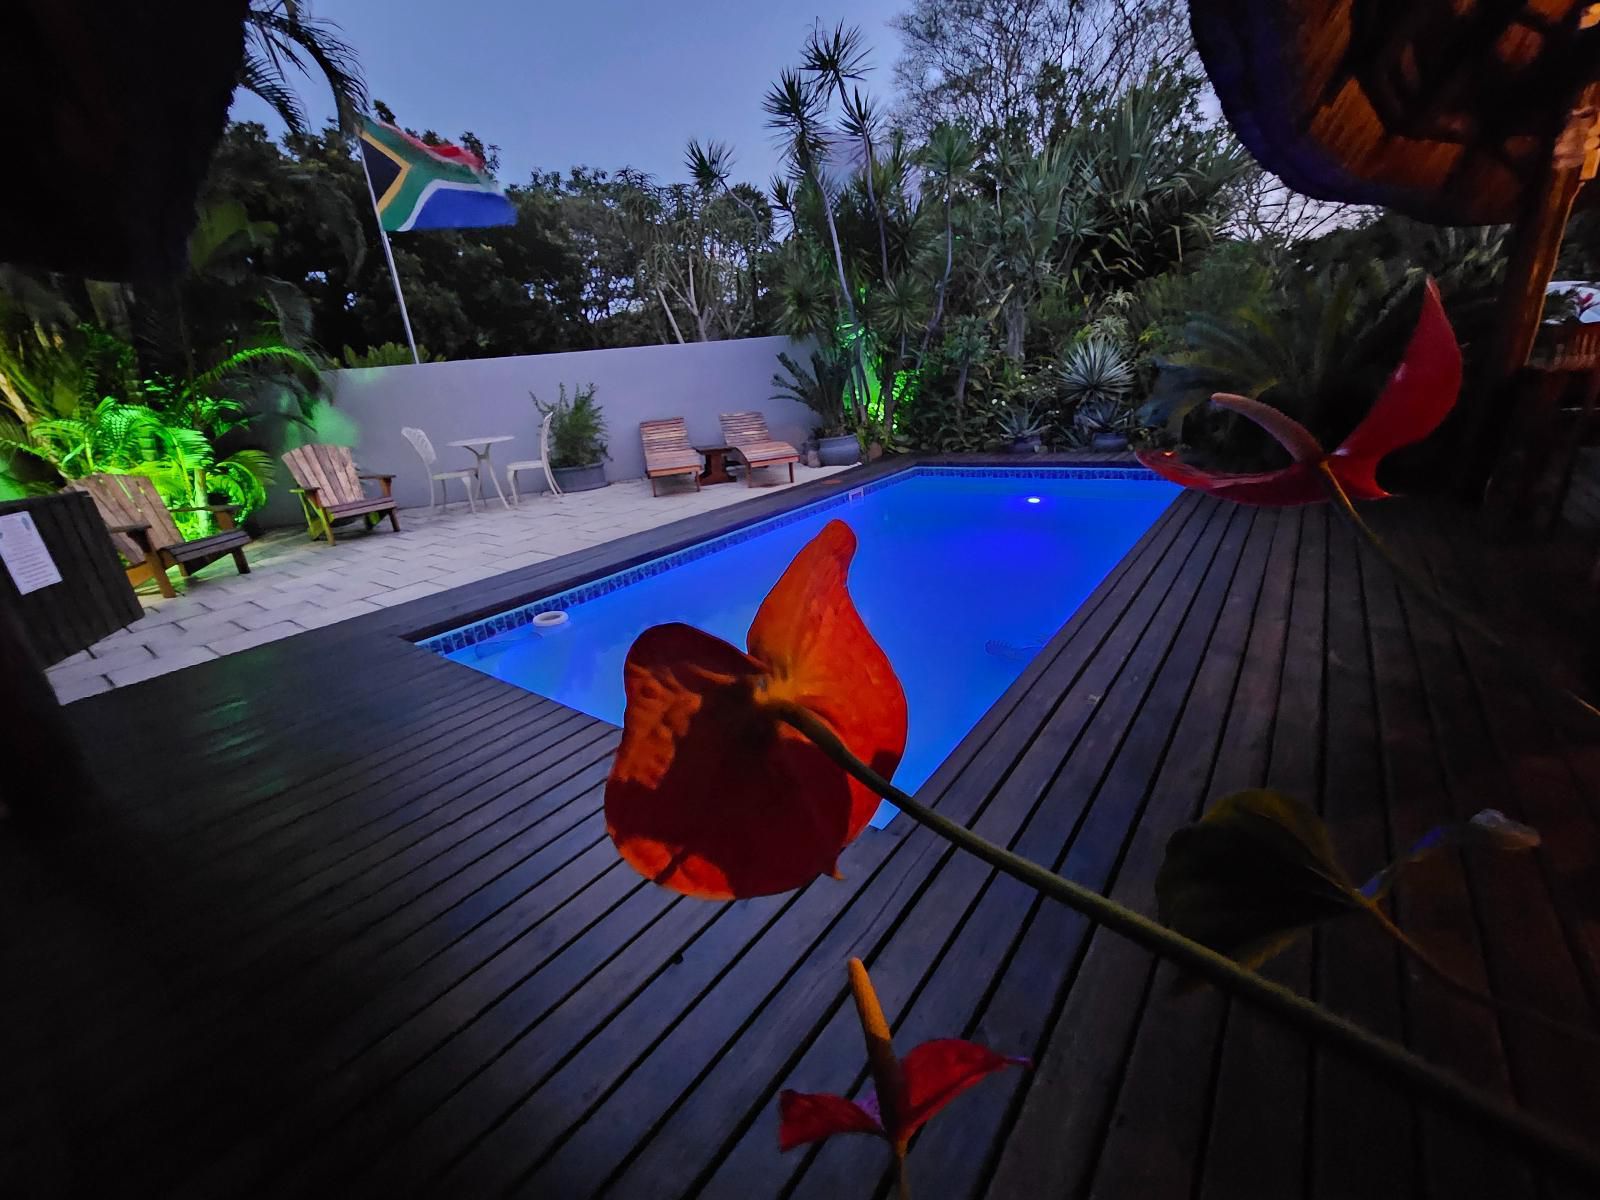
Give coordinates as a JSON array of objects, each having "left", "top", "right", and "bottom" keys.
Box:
[{"left": 447, "top": 436, "right": 515, "bottom": 510}]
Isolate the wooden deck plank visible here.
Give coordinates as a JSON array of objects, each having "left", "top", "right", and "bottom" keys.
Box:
[
  {"left": 7, "top": 456, "right": 1600, "bottom": 1199},
  {"left": 1358, "top": 506, "right": 1539, "bottom": 1200},
  {"left": 776, "top": 501, "right": 1253, "bottom": 1200},
  {"left": 1307, "top": 516, "right": 1418, "bottom": 1199},
  {"left": 1196, "top": 506, "right": 1328, "bottom": 1200},
  {"left": 602, "top": 495, "right": 1221, "bottom": 1200}
]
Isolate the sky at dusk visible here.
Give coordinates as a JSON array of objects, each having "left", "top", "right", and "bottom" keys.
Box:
[{"left": 231, "top": 1, "right": 909, "bottom": 190}]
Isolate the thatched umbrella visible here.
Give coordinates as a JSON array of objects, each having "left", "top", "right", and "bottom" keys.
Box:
[
  {"left": 1190, "top": 0, "right": 1600, "bottom": 472},
  {"left": 0, "top": 0, "right": 250, "bottom": 817},
  {"left": 1, "top": 0, "right": 250, "bottom": 278}
]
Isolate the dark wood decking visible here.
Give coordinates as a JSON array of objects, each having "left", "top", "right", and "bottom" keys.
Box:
[{"left": 5, "top": 458, "right": 1600, "bottom": 1198}]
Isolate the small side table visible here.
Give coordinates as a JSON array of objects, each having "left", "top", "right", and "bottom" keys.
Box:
[
  {"left": 696, "top": 445, "right": 736, "bottom": 485},
  {"left": 447, "top": 435, "right": 515, "bottom": 510}
]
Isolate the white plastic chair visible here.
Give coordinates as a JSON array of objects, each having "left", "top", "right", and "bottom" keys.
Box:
[
  {"left": 402, "top": 426, "right": 480, "bottom": 514},
  {"left": 506, "top": 411, "right": 562, "bottom": 504}
]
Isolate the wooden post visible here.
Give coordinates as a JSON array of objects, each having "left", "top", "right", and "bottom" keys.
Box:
[
  {"left": 0, "top": 598, "right": 98, "bottom": 823},
  {"left": 1459, "top": 75, "right": 1600, "bottom": 496}
]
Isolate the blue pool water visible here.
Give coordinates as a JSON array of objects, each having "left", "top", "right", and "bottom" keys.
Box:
[{"left": 426, "top": 468, "right": 1177, "bottom": 820}]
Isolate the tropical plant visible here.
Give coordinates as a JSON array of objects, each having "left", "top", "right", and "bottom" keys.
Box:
[
  {"left": 534, "top": 383, "right": 608, "bottom": 468},
  {"left": 997, "top": 402, "right": 1045, "bottom": 443},
  {"left": 339, "top": 342, "right": 443, "bottom": 367},
  {"left": 771, "top": 347, "right": 853, "bottom": 436},
  {"left": 1071, "top": 396, "right": 1137, "bottom": 442},
  {"left": 1141, "top": 261, "right": 1424, "bottom": 463},
  {"left": 0, "top": 328, "right": 302, "bottom": 532},
  {"left": 1058, "top": 337, "right": 1134, "bottom": 407},
  {"left": 6, "top": 393, "right": 274, "bottom": 537},
  {"left": 240, "top": 0, "right": 367, "bottom": 132}
]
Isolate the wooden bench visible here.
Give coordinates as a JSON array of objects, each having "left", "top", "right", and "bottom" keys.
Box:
[
  {"left": 68, "top": 473, "right": 250, "bottom": 599},
  {"left": 282, "top": 444, "right": 400, "bottom": 545},
  {"left": 640, "top": 417, "right": 704, "bottom": 496},
  {"left": 718, "top": 411, "right": 799, "bottom": 486}
]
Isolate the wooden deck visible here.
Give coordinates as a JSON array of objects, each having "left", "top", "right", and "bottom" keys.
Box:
[{"left": 5, "top": 456, "right": 1600, "bottom": 1197}]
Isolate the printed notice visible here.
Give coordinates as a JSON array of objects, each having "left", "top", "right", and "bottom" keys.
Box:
[{"left": 0, "top": 511, "right": 63, "bottom": 594}]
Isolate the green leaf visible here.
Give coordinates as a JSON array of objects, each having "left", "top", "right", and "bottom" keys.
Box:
[{"left": 1156, "top": 789, "right": 1366, "bottom": 976}]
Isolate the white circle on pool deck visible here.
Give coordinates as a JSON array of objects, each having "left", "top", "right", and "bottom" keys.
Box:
[
  {"left": 1027, "top": 496, "right": 1041, "bottom": 504},
  {"left": 532, "top": 610, "right": 569, "bottom": 627}
]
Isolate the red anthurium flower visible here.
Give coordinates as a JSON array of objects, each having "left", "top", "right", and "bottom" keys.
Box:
[
  {"left": 605, "top": 520, "right": 907, "bottom": 900},
  {"left": 778, "top": 959, "right": 1026, "bottom": 1166},
  {"left": 1138, "top": 278, "right": 1462, "bottom": 506}
]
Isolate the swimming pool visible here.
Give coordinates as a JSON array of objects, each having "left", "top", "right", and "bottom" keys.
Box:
[{"left": 422, "top": 466, "right": 1178, "bottom": 823}]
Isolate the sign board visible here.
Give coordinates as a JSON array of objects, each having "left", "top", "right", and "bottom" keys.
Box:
[{"left": 0, "top": 510, "right": 64, "bottom": 594}]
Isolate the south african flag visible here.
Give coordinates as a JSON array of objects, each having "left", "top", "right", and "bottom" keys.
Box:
[{"left": 358, "top": 116, "right": 515, "bottom": 233}]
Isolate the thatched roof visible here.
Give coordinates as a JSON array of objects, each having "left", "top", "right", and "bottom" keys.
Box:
[
  {"left": 1190, "top": 0, "right": 1600, "bottom": 225},
  {"left": 0, "top": 0, "right": 250, "bottom": 280}
]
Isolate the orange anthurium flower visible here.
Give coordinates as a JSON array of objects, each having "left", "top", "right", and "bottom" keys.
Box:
[
  {"left": 1138, "top": 278, "right": 1462, "bottom": 506},
  {"left": 778, "top": 959, "right": 1025, "bottom": 1163},
  {"left": 605, "top": 520, "right": 907, "bottom": 900}
]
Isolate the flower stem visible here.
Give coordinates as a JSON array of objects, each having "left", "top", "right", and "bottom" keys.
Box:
[
  {"left": 894, "top": 1150, "right": 913, "bottom": 1200},
  {"left": 1316, "top": 462, "right": 1600, "bottom": 725},
  {"left": 771, "top": 703, "right": 1600, "bottom": 1190}
]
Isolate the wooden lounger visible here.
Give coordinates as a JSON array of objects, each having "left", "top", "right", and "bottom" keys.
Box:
[
  {"left": 69, "top": 473, "right": 250, "bottom": 599},
  {"left": 282, "top": 444, "right": 400, "bottom": 544},
  {"left": 640, "top": 417, "right": 704, "bottom": 496},
  {"left": 718, "top": 411, "right": 799, "bottom": 486}
]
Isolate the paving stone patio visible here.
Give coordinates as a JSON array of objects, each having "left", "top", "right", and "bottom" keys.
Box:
[{"left": 46, "top": 466, "right": 848, "bottom": 703}]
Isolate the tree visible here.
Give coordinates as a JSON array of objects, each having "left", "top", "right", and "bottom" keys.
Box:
[{"left": 891, "top": 0, "right": 1192, "bottom": 148}]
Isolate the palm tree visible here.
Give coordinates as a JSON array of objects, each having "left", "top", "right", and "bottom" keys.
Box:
[
  {"left": 803, "top": 23, "right": 892, "bottom": 281},
  {"left": 918, "top": 123, "right": 976, "bottom": 352},
  {"left": 240, "top": 1, "right": 367, "bottom": 133}
]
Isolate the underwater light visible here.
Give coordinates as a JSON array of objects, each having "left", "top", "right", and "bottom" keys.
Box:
[{"left": 1026, "top": 496, "right": 1041, "bottom": 504}]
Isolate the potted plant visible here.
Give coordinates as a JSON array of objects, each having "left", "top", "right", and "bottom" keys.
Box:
[
  {"left": 1059, "top": 337, "right": 1135, "bottom": 449},
  {"left": 1073, "top": 396, "right": 1137, "bottom": 450},
  {"left": 772, "top": 347, "right": 858, "bottom": 466},
  {"left": 997, "top": 403, "right": 1045, "bottom": 453},
  {"left": 534, "top": 383, "right": 609, "bottom": 492}
]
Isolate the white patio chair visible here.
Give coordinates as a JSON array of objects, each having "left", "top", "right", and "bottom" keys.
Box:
[
  {"left": 402, "top": 426, "right": 480, "bottom": 514},
  {"left": 506, "top": 410, "right": 562, "bottom": 504}
]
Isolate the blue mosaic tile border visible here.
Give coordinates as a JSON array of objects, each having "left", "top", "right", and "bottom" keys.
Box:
[{"left": 418, "top": 464, "right": 1161, "bottom": 656}]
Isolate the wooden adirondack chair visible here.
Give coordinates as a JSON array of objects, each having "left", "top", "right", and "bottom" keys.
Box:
[
  {"left": 282, "top": 444, "right": 400, "bottom": 545},
  {"left": 640, "top": 417, "right": 703, "bottom": 496},
  {"left": 719, "top": 411, "right": 799, "bottom": 486},
  {"left": 68, "top": 473, "right": 250, "bottom": 599}
]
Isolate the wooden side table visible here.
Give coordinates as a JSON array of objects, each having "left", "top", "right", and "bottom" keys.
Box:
[{"left": 696, "top": 445, "right": 736, "bottom": 485}]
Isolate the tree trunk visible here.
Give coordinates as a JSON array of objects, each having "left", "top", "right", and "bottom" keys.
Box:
[
  {"left": 654, "top": 286, "right": 686, "bottom": 344},
  {"left": 920, "top": 194, "right": 955, "bottom": 359},
  {"left": 859, "top": 133, "right": 891, "bottom": 280},
  {"left": 1004, "top": 294, "right": 1026, "bottom": 360}
]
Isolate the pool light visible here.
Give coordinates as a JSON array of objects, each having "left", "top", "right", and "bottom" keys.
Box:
[{"left": 1026, "top": 496, "right": 1041, "bottom": 504}]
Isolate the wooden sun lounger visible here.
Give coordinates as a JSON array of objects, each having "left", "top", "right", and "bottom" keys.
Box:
[
  {"left": 282, "top": 444, "right": 400, "bottom": 545},
  {"left": 718, "top": 411, "right": 799, "bottom": 486},
  {"left": 69, "top": 473, "right": 250, "bottom": 599},
  {"left": 640, "top": 417, "right": 704, "bottom": 496}
]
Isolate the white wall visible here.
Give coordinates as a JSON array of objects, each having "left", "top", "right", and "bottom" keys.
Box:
[{"left": 259, "top": 334, "right": 812, "bottom": 527}]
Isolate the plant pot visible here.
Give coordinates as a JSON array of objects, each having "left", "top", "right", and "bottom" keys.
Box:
[
  {"left": 552, "top": 462, "right": 608, "bottom": 492},
  {"left": 817, "top": 434, "right": 860, "bottom": 467},
  {"left": 1007, "top": 434, "right": 1043, "bottom": 454},
  {"left": 1091, "top": 432, "right": 1129, "bottom": 451},
  {"left": 866, "top": 441, "right": 885, "bottom": 462}
]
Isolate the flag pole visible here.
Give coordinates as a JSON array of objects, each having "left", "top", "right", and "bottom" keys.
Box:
[{"left": 358, "top": 145, "right": 421, "bottom": 365}]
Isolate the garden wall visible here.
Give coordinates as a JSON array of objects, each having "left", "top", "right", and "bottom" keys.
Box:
[{"left": 256, "top": 334, "right": 812, "bottom": 527}]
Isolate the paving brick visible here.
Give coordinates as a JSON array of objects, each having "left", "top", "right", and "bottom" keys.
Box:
[
  {"left": 51, "top": 671, "right": 112, "bottom": 704},
  {"left": 293, "top": 599, "right": 383, "bottom": 629},
  {"left": 85, "top": 642, "right": 156, "bottom": 672},
  {"left": 205, "top": 622, "right": 303, "bottom": 655},
  {"left": 108, "top": 646, "right": 218, "bottom": 686}
]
